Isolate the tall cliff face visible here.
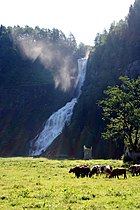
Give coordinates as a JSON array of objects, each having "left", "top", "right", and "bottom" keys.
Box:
[
  {"left": 44, "top": 0, "right": 140, "bottom": 159},
  {"left": 44, "top": 59, "right": 140, "bottom": 159},
  {"left": 43, "top": 58, "right": 125, "bottom": 159}
]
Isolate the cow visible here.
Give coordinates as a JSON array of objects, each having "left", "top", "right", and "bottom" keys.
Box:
[
  {"left": 136, "top": 167, "right": 140, "bottom": 175},
  {"left": 100, "top": 165, "right": 112, "bottom": 177},
  {"left": 89, "top": 165, "right": 100, "bottom": 177},
  {"left": 129, "top": 164, "right": 140, "bottom": 176},
  {"left": 69, "top": 165, "right": 90, "bottom": 178},
  {"left": 109, "top": 168, "right": 127, "bottom": 179},
  {"left": 80, "top": 165, "right": 91, "bottom": 177}
]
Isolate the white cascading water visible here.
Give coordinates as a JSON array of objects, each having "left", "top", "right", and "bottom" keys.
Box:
[{"left": 29, "top": 58, "right": 87, "bottom": 156}]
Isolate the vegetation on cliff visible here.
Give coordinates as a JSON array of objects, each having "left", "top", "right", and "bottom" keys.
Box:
[
  {"left": 52, "top": 0, "right": 140, "bottom": 159},
  {"left": 0, "top": 25, "right": 88, "bottom": 156}
]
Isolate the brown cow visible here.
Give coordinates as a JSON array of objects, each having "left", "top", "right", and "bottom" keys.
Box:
[{"left": 109, "top": 168, "right": 127, "bottom": 179}]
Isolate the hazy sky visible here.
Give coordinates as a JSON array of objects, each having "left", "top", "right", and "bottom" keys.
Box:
[{"left": 0, "top": 0, "right": 135, "bottom": 45}]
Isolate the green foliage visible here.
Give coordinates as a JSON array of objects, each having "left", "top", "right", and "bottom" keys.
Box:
[
  {"left": 98, "top": 76, "right": 140, "bottom": 151},
  {"left": 0, "top": 158, "right": 140, "bottom": 210}
]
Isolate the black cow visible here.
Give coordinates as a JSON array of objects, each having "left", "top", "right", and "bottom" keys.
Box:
[
  {"left": 69, "top": 165, "right": 90, "bottom": 178},
  {"left": 89, "top": 165, "right": 100, "bottom": 177}
]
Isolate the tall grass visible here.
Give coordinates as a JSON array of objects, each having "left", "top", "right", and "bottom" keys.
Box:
[{"left": 0, "top": 158, "right": 139, "bottom": 209}]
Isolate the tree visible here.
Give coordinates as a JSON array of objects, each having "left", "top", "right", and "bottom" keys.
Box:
[{"left": 98, "top": 76, "right": 140, "bottom": 151}]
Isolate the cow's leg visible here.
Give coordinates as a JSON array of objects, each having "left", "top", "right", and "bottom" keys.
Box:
[
  {"left": 124, "top": 173, "right": 127, "bottom": 179},
  {"left": 76, "top": 172, "right": 80, "bottom": 178}
]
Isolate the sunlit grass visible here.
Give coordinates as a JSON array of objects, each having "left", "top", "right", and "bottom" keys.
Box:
[{"left": 0, "top": 158, "right": 140, "bottom": 209}]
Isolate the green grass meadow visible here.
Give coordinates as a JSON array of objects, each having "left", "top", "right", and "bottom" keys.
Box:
[{"left": 0, "top": 158, "right": 140, "bottom": 210}]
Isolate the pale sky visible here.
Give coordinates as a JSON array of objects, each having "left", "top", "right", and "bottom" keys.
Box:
[{"left": 0, "top": 0, "right": 135, "bottom": 45}]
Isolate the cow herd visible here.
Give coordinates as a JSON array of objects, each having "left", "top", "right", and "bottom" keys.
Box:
[{"left": 69, "top": 163, "right": 140, "bottom": 179}]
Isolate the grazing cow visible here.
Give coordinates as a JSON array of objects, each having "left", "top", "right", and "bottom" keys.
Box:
[
  {"left": 129, "top": 164, "right": 140, "bottom": 176},
  {"left": 89, "top": 165, "right": 100, "bottom": 177},
  {"left": 81, "top": 165, "right": 91, "bottom": 177},
  {"left": 69, "top": 165, "right": 90, "bottom": 178},
  {"left": 109, "top": 168, "right": 127, "bottom": 179},
  {"left": 100, "top": 165, "right": 112, "bottom": 177},
  {"left": 104, "top": 167, "right": 112, "bottom": 177},
  {"left": 136, "top": 167, "right": 140, "bottom": 175}
]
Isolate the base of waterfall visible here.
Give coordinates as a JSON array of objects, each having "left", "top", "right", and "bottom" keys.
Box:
[{"left": 29, "top": 98, "right": 77, "bottom": 156}]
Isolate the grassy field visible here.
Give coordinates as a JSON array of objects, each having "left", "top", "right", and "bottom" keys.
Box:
[{"left": 0, "top": 158, "right": 140, "bottom": 210}]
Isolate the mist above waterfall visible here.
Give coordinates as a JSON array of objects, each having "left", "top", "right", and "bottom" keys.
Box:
[{"left": 12, "top": 34, "right": 77, "bottom": 91}]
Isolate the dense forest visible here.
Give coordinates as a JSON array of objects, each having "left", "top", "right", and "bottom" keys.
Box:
[{"left": 0, "top": 0, "right": 140, "bottom": 158}]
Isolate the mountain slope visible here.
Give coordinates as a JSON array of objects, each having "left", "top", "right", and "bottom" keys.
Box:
[
  {"left": 0, "top": 26, "right": 86, "bottom": 156},
  {"left": 44, "top": 0, "right": 140, "bottom": 159}
]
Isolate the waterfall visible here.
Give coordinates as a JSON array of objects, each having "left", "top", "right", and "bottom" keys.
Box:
[{"left": 29, "top": 58, "right": 87, "bottom": 156}]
